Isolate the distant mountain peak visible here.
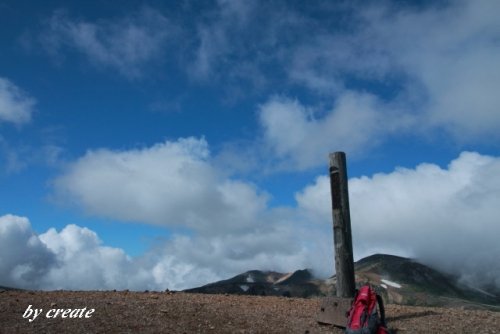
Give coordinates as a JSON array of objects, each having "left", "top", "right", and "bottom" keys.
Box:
[
  {"left": 185, "top": 268, "right": 318, "bottom": 298},
  {"left": 275, "top": 269, "right": 312, "bottom": 285},
  {"left": 185, "top": 255, "right": 500, "bottom": 310}
]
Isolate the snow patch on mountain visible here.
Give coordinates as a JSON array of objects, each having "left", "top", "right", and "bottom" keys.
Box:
[{"left": 381, "top": 279, "right": 401, "bottom": 288}]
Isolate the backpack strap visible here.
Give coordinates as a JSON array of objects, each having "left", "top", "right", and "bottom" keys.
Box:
[
  {"left": 376, "top": 294, "right": 386, "bottom": 327},
  {"left": 346, "top": 288, "right": 359, "bottom": 321}
]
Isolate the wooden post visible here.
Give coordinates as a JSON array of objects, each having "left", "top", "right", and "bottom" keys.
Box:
[
  {"left": 317, "top": 152, "right": 355, "bottom": 326},
  {"left": 329, "top": 152, "right": 355, "bottom": 298}
]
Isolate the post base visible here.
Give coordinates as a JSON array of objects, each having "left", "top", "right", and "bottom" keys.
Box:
[{"left": 317, "top": 296, "right": 353, "bottom": 327}]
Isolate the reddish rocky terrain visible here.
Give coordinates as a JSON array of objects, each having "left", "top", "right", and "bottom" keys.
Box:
[{"left": 1, "top": 290, "right": 500, "bottom": 333}]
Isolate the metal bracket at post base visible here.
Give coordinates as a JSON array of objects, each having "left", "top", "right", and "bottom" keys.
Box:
[{"left": 317, "top": 296, "right": 353, "bottom": 327}]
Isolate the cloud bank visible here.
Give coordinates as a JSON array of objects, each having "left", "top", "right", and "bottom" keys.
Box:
[
  {"left": 2, "top": 139, "right": 499, "bottom": 290},
  {"left": 297, "top": 151, "right": 500, "bottom": 288},
  {"left": 0, "top": 213, "right": 321, "bottom": 291}
]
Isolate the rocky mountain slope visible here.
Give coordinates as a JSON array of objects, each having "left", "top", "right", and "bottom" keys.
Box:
[
  {"left": 351, "top": 254, "right": 500, "bottom": 309},
  {"left": 185, "top": 254, "right": 500, "bottom": 310},
  {"left": 184, "top": 269, "right": 328, "bottom": 298}
]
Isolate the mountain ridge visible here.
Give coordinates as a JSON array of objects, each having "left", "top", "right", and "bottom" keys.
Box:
[{"left": 185, "top": 254, "right": 500, "bottom": 310}]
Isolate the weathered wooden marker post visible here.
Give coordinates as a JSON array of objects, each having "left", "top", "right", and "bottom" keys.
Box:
[
  {"left": 330, "top": 152, "right": 356, "bottom": 298},
  {"left": 317, "top": 151, "right": 356, "bottom": 326}
]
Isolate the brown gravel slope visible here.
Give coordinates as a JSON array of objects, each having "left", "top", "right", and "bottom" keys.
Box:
[{"left": 1, "top": 291, "right": 499, "bottom": 333}]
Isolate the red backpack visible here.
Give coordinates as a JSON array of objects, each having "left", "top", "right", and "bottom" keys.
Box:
[{"left": 345, "top": 285, "right": 388, "bottom": 334}]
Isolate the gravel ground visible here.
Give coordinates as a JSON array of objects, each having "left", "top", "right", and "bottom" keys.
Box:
[{"left": 1, "top": 290, "right": 499, "bottom": 333}]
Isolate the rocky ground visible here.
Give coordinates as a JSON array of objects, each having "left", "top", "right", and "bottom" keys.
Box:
[{"left": 1, "top": 290, "right": 499, "bottom": 333}]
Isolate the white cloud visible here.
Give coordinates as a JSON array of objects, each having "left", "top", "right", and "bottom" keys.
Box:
[
  {"left": 367, "top": 1, "right": 500, "bottom": 141},
  {"left": 0, "top": 214, "right": 212, "bottom": 290},
  {"left": 0, "top": 77, "right": 35, "bottom": 125},
  {"left": 52, "top": 137, "right": 270, "bottom": 234},
  {"left": 289, "top": 1, "right": 500, "bottom": 142},
  {"left": 39, "top": 224, "right": 135, "bottom": 290},
  {"left": 0, "top": 215, "right": 54, "bottom": 289},
  {"left": 0, "top": 211, "right": 324, "bottom": 291},
  {"left": 258, "top": 92, "right": 415, "bottom": 170},
  {"left": 41, "top": 8, "right": 172, "bottom": 78},
  {"left": 295, "top": 151, "right": 500, "bottom": 288},
  {"left": 3, "top": 151, "right": 500, "bottom": 290}
]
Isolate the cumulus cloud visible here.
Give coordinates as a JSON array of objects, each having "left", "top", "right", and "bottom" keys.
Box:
[
  {"left": 52, "top": 137, "right": 270, "bottom": 234},
  {"left": 0, "top": 215, "right": 148, "bottom": 290},
  {"left": 0, "top": 214, "right": 217, "bottom": 290},
  {"left": 0, "top": 77, "right": 35, "bottom": 126},
  {"left": 0, "top": 212, "right": 324, "bottom": 291},
  {"left": 295, "top": 151, "right": 500, "bottom": 288},
  {"left": 41, "top": 8, "right": 173, "bottom": 78},
  {"left": 0, "top": 215, "right": 55, "bottom": 289},
  {"left": 258, "top": 92, "right": 415, "bottom": 170}
]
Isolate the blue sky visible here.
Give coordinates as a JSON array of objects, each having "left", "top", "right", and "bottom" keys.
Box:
[{"left": 1, "top": 0, "right": 500, "bottom": 291}]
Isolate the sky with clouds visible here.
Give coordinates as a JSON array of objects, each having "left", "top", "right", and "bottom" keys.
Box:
[{"left": 1, "top": 0, "right": 499, "bottom": 291}]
